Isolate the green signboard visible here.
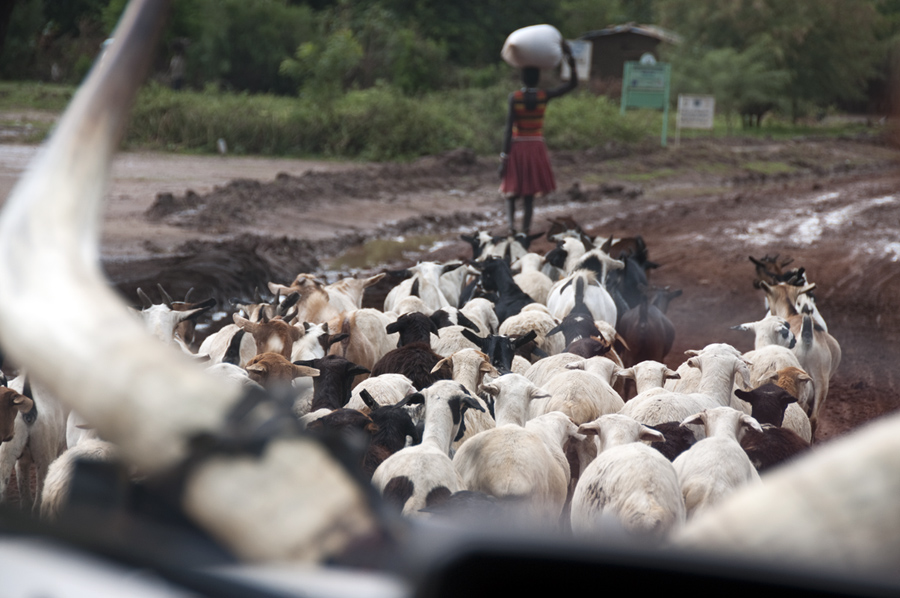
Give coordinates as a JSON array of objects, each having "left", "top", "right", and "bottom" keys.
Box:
[{"left": 620, "top": 60, "right": 671, "bottom": 146}]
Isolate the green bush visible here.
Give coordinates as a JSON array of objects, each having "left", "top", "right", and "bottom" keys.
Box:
[
  {"left": 122, "top": 82, "right": 658, "bottom": 159},
  {"left": 544, "top": 92, "right": 656, "bottom": 149}
]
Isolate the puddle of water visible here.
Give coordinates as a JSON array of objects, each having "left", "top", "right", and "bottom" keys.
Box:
[{"left": 328, "top": 234, "right": 443, "bottom": 269}]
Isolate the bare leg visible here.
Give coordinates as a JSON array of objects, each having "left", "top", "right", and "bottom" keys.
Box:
[
  {"left": 522, "top": 195, "right": 534, "bottom": 234},
  {"left": 506, "top": 195, "right": 518, "bottom": 235}
]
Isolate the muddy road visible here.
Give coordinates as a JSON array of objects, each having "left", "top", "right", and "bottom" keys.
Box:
[{"left": 3, "top": 135, "right": 899, "bottom": 443}]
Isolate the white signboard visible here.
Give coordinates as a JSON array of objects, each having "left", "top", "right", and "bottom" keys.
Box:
[
  {"left": 561, "top": 40, "right": 592, "bottom": 82},
  {"left": 677, "top": 94, "right": 715, "bottom": 129}
]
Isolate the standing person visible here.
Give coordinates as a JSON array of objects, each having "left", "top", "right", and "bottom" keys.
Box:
[{"left": 499, "top": 42, "right": 577, "bottom": 235}]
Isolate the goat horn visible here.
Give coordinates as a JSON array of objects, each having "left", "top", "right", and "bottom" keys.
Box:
[
  {"left": 136, "top": 287, "right": 153, "bottom": 309},
  {"left": 0, "top": 0, "right": 377, "bottom": 562},
  {"left": 157, "top": 283, "right": 174, "bottom": 307}
]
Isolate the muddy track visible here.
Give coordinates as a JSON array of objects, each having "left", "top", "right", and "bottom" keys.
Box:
[{"left": 87, "top": 136, "right": 900, "bottom": 443}]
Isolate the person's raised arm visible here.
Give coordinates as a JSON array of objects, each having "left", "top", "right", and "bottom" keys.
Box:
[{"left": 546, "top": 41, "right": 577, "bottom": 100}]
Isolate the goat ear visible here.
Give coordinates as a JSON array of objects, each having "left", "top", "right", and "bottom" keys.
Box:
[
  {"left": 686, "top": 356, "right": 701, "bottom": 369},
  {"left": 799, "top": 282, "right": 816, "bottom": 295},
  {"left": 456, "top": 311, "right": 480, "bottom": 332},
  {"left": 731, "top": 322, "right": 754, "bottom": 332},
  {"left": 347, "top": 365, "right": 370, "bottom": 378},
  {"left": 461, "top": 328, "right": 485, "bottom": 349},
  {"left": 684, "top": 349, "right": 701, "bottom": 357},
  {"left": 12, "top": 394, "right": 34, "bottom": 413},
  {"left": 479, "top": 361, "right": 500, "bottom": 377},
  {"left": 363, "top": 273, "right": 386, "bottom": 288},
  {"left": 577, "top": 421, "right": 601, "bottom": 436},
  {"left": 616, "top": 367, "right": 635, "bottom": 381},
  {"left": 546, "top": 322, "right": 564, "bottom": 337},
  {"left": 233, "top": 314, "right": 257, "bottom": 332},
  {"left": 565, "top": 360, "right": 586, "bottom": 371},
  {"left": 513, "top": 330, "right": 537, "bottom": 349},
  {"left": 431, "top": 356, "right": 451, "bottom": 374},
  {"left": 461, "top": 395, "right": 485, "bottom": 413},
  {"left": 327, "top": 333, "right": 349, "bottom": 348},
  {"left": 359, "top": 389, "right": 378, "bottom": 411},
  {"left": 681, "top": 412, "right": 705, "bottom": 427},
  {"left": 385, "top": 321, "right": 401, "bottom": 335},
  {"left": 292, "top": 365, "right": 319, "bottom": 378},
  {"left": 292, "top": 359, "right": 316, "bottom": 369},
  {"left": 734, "top": 388, "right": 755, "bottom": 403},
  {"left": 741, "top": 414, "right": 764, "bottom": 433},
  {"left": 395, "top": 393, "right": 425, "bottom": 408},
  {"left": 528, "top": 385, "right": 551, "bottom": 400},
  {"left": 734, "top": 360, "right": 753, "bottom": 391},
  {"left": 480, "top": 383, "right": 499, "bottom": 396},
  {"left": 758, "top": 281, "right": 773, "bottom": 294},
  {"left": 665, "top": 368, "right": 680, "bottom": 380},
  {"left": 440, "top": 262, "right": 463, "bottom": 275},
  {"left": 639, "top": 426, "right": 665, "bottom": 443}
]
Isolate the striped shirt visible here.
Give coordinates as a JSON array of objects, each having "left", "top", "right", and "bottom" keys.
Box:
[{"left": 511, "top": 89, "right": 548, "bottom": 138}]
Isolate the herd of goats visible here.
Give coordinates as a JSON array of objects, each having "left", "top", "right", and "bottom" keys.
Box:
[{"left": 0, "top": 215, "right": 843, "bottom": 547}]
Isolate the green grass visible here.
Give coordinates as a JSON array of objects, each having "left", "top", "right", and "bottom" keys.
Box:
[
  {"left": 619, "top": 168, "right": 677, "bottom": 182},
  {"left": 743, "top": 161, "right": 797, "bottom": 175},
  {"left": 0, "top": 81, "right": 75, "bottom": 111}
]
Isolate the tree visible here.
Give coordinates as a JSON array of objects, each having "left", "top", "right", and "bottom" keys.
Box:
[
  {"left": 658, "top": 0, "right": 884, "bottom": 120},
  {"left": 670, "top": 37, "right": 790, "bottom": 131}
]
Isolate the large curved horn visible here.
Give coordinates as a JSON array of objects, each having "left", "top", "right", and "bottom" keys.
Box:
[{"left": 0, "top": 0, "right": 377, "bottom": 562}]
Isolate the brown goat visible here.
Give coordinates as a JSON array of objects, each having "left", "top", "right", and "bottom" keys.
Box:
[
  {"left": 244, "top": 352, "right": 319, "bottom": 389},
  {"left": 235, "top": 314, "right": 302, "bottom": 360},
  {"left": 0, "top": 387, "right": 33, "bottom": 443}
]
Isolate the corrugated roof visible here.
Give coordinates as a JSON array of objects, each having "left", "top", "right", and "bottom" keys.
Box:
[{"left": 580, "top": 23, "right": 682, "bottom": 45}]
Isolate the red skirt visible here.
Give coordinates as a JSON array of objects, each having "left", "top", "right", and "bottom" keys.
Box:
[{"left": 500, "top": 137, "right": 556, "bottom": 197}]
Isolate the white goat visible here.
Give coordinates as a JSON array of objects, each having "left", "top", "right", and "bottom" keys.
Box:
[
  {"left": 0, "top": 376, "right": 67, "bottom": 511},
  {"left": 371, "top": 381, "right": 482, "bottom": 517},
  {"left": 673, "top": 407, "right": 763, "bottom": 518},
  {"left": 571, "top": 414, "right": 685, "bottom": 538}
]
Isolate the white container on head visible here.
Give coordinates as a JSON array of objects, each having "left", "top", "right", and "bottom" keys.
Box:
[{"left": 501, "top": 24, "right": 563, "bottom": 69}]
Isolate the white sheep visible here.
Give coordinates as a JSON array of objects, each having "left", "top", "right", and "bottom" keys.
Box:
[
  {"left": 512, "top": 253, "right": 554, "bottom": 305},
  {"left": 344, "top": 373, "right": 417, "bottom": 412},
  {"left": 571, "top": 414, "right": 685, "bottom": 538},
  {"left": 459, "top": 297, "right": 499, "bottom": 336},
  {"left": 622, "top": 351, "right": 752, "bottom": 440},
  {"left": 531, "top": 356, "right": 624, "bottom": 424},
  {"left": 40, "top": 437, "right": 118, "bottom": 521},
  {"left": 616, "top": 360, "right": 681, "bottom": 396},
  {"left": 430, "top": 349, "right": 499, "bottom": 451},
  {"left": 673, "top": 407, "right": 763, "bottom": 518},
  {"left": 664, "top": 343, "right": 744, "bottom": 393},
  {"left": 371, "top": 381, "right": 483, "bottom": 517},
  {"left": 499, "top": 306, "right": 564, "bottom": 361},
  {"left": 452, "top": 373, "right": 571, "bottom": 520}
]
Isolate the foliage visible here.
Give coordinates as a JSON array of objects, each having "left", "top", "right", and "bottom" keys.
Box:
[
  {"left": 375, "top": 0, "right": 561, "bottom": 65},
  {"left": 658, "top": 0, "right": 884, "bottom": 119},
  {"left": 280, "top": 29, "right": 363, "bottom": 99},
  {"left": 123, "top": 82, "right": 653, "bottom": 160},
  {"left": 0, "top": 0, "right": 44, "bottom": 79},
  {"left": 669, "top": 37, "right": 790, "bottom": 131}
]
